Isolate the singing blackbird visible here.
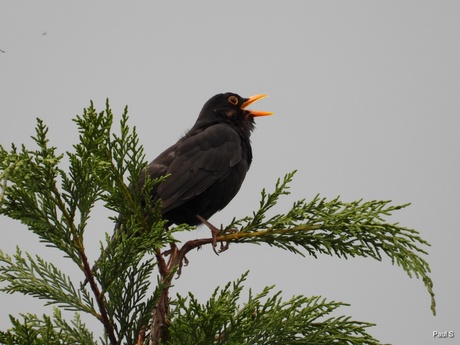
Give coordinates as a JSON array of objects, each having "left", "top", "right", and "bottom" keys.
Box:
[
  {"left": 138, "top": 92, "right": 272, "bottom": 241},
  {"left": 83, "top": 93, "right": 272, "bottom": 283}
]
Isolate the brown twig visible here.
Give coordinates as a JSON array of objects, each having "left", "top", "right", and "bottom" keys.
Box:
[
  {"left": 149, "top": 248, "right": 172, "bottom": 345},
  {"left": 147, "top": 226, "right": 303, "bottom": 344},
  {"left": 136, "top": 325, "right": 147, "bottom": 345},
  {"left": 148, "top": 236, "right": 219, "bottom": 345},
  {"left": 80, "top": 247, "right": 118, "bottom": 345}
]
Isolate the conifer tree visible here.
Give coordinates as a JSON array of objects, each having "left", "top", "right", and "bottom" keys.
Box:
[{"left": 0, "top": 102, "right": 435, "bottom": 344}]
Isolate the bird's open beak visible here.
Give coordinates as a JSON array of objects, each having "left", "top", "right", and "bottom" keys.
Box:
[{"left": 241, "top": 94, "right": 273, "bottom": 117}]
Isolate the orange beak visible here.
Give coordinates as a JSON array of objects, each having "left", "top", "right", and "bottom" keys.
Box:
[{"left": 241, "top": 94, "right": 273, "bottom": 117}]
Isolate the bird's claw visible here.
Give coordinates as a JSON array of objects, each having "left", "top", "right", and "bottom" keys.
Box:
[
  {"left": 176, "top": 254, "right": 189, "bottom": 278},
  {"left": 219, "top": 241, "right": 230, "bottom": 253},
  {"left": 213, "top": 227, "right": 238, "bottom": 253},
  {"left": 196, "top": 215, "right": 238, "bottom": 254},
  {"left": 161, "top": 243, "right": 189, "bottom": 277},
  {"left": 210, "top": 227, "right": 220, "bottom": 255},
  {"left": 162, "top": 242, "right": 178, "bottom": 257}
]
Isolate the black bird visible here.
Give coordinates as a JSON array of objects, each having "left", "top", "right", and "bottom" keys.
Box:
[
  {"left": 137, "top": 92, "right": 272, "bottom": 243},
  {"left": 84, "top": 93, "right": 271, "bottom": 284}
]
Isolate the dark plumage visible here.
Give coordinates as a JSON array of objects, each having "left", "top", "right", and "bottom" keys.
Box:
[
  {"left": 139, "top": 92, "right": 272, "bottom": 229},
  {"left": 84, "top": 93, "right": 271, "bottom": 283}
]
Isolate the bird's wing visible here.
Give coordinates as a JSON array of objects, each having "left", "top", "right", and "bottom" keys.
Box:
[{"left": 154, "top": 124, "right": 242, "bottom": 212}]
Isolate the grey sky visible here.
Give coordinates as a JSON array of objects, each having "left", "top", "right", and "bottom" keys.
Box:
[{"left": 1, "top": 1, "right": 459, "bottom": 344}]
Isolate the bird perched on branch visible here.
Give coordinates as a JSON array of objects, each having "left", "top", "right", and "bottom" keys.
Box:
[
  {"left": 138, "top": 92, "right": 272, "bottom": 247},
  {"left": 85, "top": 93, "right": 271, "bottom": 284}
]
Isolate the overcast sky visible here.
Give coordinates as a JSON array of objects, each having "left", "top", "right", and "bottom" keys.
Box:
[{"left": 1, "top": 1, "right": 459, "bottom": 344}]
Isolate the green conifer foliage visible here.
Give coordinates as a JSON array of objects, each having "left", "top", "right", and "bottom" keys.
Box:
[{"left": 0, "top": 102, "right": 435, "bottom": 345}]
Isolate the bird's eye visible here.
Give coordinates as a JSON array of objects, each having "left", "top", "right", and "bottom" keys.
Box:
[{"left": 228, "top": 95, "right": 238, "bottom": 105}]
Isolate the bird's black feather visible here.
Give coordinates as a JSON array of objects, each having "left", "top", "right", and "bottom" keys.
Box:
[{"left": 135, "top": 92, "right": 266, "bottom": 226}]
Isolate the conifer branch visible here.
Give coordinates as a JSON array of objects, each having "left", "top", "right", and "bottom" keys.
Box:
[
  {"left": 178, "top": 172, "right": 436, "bottom": 315},
  {"left": 0, "top": 101, "right": 435, "bottom": 344},
  {"left": 0, "top": 248, "right": 95, "bottom": 315},
  {"left": 169, "top": 272, "right": 383, "bottom": 344},
  {"left": 0, "top": 309, "right": 96, "bottom": 345}
]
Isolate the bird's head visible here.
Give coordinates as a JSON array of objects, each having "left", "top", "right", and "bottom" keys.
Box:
[{"left": 196, "top": 92, "right": 272, "bottom": 133}]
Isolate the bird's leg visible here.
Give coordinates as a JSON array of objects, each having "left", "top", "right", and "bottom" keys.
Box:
[
  {"left": 162, "top": 242, "right": 189, "bottom": 277},
  {"left": 162, "top": 242, "right": 178, "bottom": 257},
  {"left": 196, "top": 215, "right": 222, "bottom": 254},
  {"left": 217, "top": 227, "right": 239, "bottom": 252}
]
